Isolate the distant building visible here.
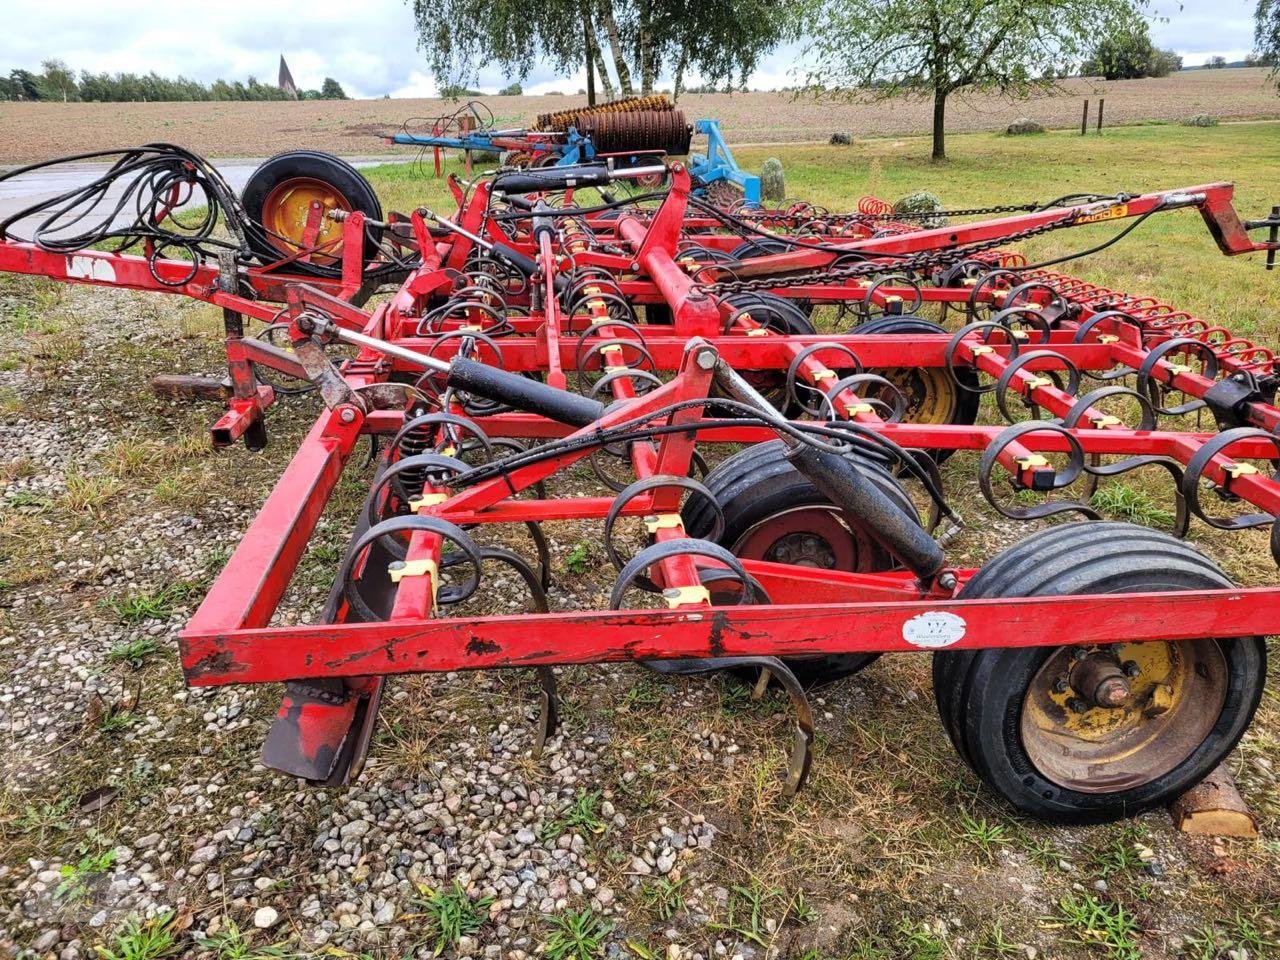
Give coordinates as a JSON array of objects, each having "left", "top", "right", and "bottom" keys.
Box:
[{"left": 278, "top": 55, "right": 299, "bottom": 100}]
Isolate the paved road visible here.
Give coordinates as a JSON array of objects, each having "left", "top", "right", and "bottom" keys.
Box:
[{"left": 0, "top": 156, "right": 407, "bottom": 241}]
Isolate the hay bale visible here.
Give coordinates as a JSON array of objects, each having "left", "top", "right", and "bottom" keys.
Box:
[
  {"left": 829, "top": 132, "right": 852, "bottom": 146},
  {"left": 893, "top": 191, "right": 948, "bottom": 228},
  {"left": 1005, "top": 117, "right": 1045, "bottom": 135},
  {"left": 1182, "top": 113, "right": 1219, "bottom": 127},
  {"left": 760, "top": 157, "right": 785, "bottom": 202}
]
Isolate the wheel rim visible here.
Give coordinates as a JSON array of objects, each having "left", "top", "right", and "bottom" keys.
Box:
[
  {"left": 734, "top": 506, "right": 870, "bottom": 571},
  {"left": 1020, "top": 640, "right": 1228, "bottom": 793},
  {"left": 874, "top": 366, "right": 958, "bottom": 424},
  {"left": 259, "top": 176, "right": 353, "bottom": 264}
]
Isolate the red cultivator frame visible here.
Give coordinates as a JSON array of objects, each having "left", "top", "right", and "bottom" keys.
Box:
[{"left": 3, "top": 144, "right": 1280, "bottom": 823}]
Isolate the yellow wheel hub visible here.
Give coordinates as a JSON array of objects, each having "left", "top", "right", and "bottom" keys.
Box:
[
  {"left": 260, "top": 177, "right": 351, "bottom": 264},
  {"left": 1020, "top": 640, "right": 1227, "bottom": 793},
  {"left": 874, "top": 366, "right": 958, "bottom": 424}
]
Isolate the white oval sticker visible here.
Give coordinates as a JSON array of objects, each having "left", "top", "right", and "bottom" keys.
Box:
[{"left": 902, "top": 611, "right": 967, "bottom": 649}]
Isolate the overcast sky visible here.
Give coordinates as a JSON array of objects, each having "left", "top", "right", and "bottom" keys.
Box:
[{"left": 0, "top": 0, "right": 1263, "bottom": 100}]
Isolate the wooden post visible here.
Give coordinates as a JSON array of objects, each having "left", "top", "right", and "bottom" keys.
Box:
[
  {"left": 1081, "top": 99, "right": 1089, "bottom": 136},
  {"left": 1170, "top": 764, "right": 1259, "bottom": 838},
  {"left": 1097, "top": 98, "right": 1105, "bottom": 134}
]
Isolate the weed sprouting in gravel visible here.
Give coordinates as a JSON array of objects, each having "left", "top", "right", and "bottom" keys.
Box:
[
  {"left": 638, "top": 875, "right": 686, "bottom": 921},
  {"left": 106, "top": 636, "right": 164, "bottom": 670},
  {"left": 956, "top": 808, "right": 1012, "bottom": 860},
  {"left": 106, "top": 581, "right": 200, "bottom": 624},
  {"left": 54, "top": 848, "right": 117, "bottom": 902},
  {"left": 92, "top": 910, "right": 179, "bottom": 960},
  {"left": 1057, "top": 894, "right": 1141, "bottom": 960},
  {"left": 543, "top": 788, "right": 607, "bottom": 841},
  {"left": 195, "top": 920, "right": 292, "bottom": 959},
  {"left": 415, "top": 880, "right": 493, "bottom": 953},
  {"left": 544, "top": 908, "right": 612, "bottom": 960}
]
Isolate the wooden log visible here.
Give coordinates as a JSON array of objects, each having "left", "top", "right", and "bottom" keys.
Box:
[
  {"left": 1169, "top": 764, "right": 1259, "bottom": 838},
  {"left": 152, "top": 373, "right": 230, "bottom": 402}
]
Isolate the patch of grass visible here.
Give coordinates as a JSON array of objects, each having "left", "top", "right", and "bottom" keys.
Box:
[
  {"left": 1090, "top": 483, "right": 1177, "bottom": 528},
  {"left": 62, "top": 469, "right": 124, "bottom": 516},
  {"left": 564, "top": 541, "right": 593, "bottom": 575},
  {"left": 1184, "top": 910, "right": 1280, "bottom": 960},
  {"left": 55, "top": 848, "right": 117, "bottom": 902},
  {"left": 97, "top": 708, "right": 136, "bottom": 735},
  {"left": 106, "top": 637, "right": 164, "bottom": 670},
  {"left": 194, "top": 920, "right": 291, "bottom": 959},
  {"left": 1086, "top": 825, "right": 1148, "bottom": 879},
  {"left": 415, "top": 880, "right": 493, "bottom": 953},
  {"left": 1056, "top": 894, "right": 1141, "bottom": 960},
  {"left": 956, "top": 809, "right": 1011, "bottom": 860},
  {"left": 6, "top": 489, "right": 54, "bottom": 511},
  {"left": 92, "top": 910, "right": 180, "bottom": 960},
  {"left": 895, "top": 921, "right": 947, "bottom": 960},
  {"left": 976, "top": 919, "right": 1024, "bottom": 957},
  {"left": 0, "top": 456, "right": 35, "bottom": 483},
  {"left": 106, "top": 581, "right": 200, "bottom": 624},
  {"left": 544, "top": 908, "right": 611, "bottom": 960},
  {"left": 10, "top": 796, "right": 74, "bottom": 843},
  {"left": 542, "top": 788, "right": 606, "bottom": 840},
  {"left": 639, "top": 876, "right": 686, "bottom": 921},
  {"left": 713, "top": 880, "right": 786, "bottom": 947}
]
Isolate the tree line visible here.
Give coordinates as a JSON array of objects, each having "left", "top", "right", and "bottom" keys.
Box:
[{"left": 0, "top": 59, "right": 348, "bottom": 102}]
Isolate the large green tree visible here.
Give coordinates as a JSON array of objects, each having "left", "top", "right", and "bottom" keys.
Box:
[
  {"left": 409, "top": 0, "right": 801, "bottom": 103},
  {"left": 802, "top": 0, "right": 1145, "bottom": 160},
  {"left": 1083, "top": 19, "right": 1181, "bottom": 78}
]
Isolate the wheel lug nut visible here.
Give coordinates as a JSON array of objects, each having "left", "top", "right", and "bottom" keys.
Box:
[
  {"left": 1068, "top": 697, "right": 1089, "bottom": 714},
  {"left": 1052, "top": 677, "right": 1070, "bottom": 694},
  {"left": 1122, "top": 660, "right": 1140, "bottom": 678}
]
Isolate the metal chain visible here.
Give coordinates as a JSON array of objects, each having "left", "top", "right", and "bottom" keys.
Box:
[
  {"left": 698, "top": 206, "right": 1092, "bottom": 296},
  {"left": 756, "top": 203, "right": 1041, "bottom": 222}
]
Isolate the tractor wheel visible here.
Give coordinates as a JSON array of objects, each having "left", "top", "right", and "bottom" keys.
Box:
[
  {"left": 932, "top": 521, "right": 1266, "bottom": 823},
  {"left": 683, "top": 439, "right": 922, "bottom": 686},
  {"left": 242, "top": 151, "right": 383, "bottom": 277},
  {"left": 855, "top": 316, "right": 979, "bottom": 460},
  {"left": 719, "top": 293, "right": 817, "bottom": 413}
]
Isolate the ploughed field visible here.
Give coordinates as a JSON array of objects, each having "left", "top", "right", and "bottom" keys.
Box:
[{"left": 0, "top": 68, "right": 1277, "bottom": 165}]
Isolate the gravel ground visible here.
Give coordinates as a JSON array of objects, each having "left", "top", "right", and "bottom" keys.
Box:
[{"left": 1, "top": 272, "right": 1278, "bottom": 960}]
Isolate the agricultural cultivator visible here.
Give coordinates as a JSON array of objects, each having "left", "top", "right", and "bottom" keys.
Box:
[
  {"left": 4, "top": 143, "right": 1280, "bottom": 826},
  {"left": 389, "top": 97, "right": 761, "bottom": 203}
]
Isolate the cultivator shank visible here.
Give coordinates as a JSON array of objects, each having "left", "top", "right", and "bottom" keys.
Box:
[{"left": 3, "top": 143, "right": 1280, "bottom": 822}]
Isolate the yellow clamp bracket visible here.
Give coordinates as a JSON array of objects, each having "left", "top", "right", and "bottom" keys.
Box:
[
  {"left": 845, "top": 403, "right": 874, "bottom": 415},
  {"left": 992, "top": 289, "right": 1009, "bottom": 301},
  {"left": 745, "top": 327, "right": 769, "bottom": 337},
  {"left": 458, "top": 324, "right": 483, "bottom": 332},
  {"left": 811, "top": 369, "right": 837, "bottom": 381},
  {"left": 408, "top": 492, "right": 448, "bottom": 512},
  {"left": 1010, "top": 330, "right": 1030, "bottom": 340},
  {"left": 662, "top": 585, "right": 711, "bottom": 608},
  {"left": 597, "top": 344, "right": 623, "bottom": 356},
  {"left": 1090, "top": 415, "right": 1122, "bottom": 428},
  {"left": 388, "top": 558, "right": 440, "bottom": 612},
  {"left": 584, "top": 285, "right": 601, "bottom": 295},
  {"left": 604, "top": 364, "right": 629, "bottom": 374},
  {"left": 1016, "top": 454, "right": 1051, "bottom": 470},
  {"left": 969, "top": 344, "right": 994, "bottom": 356},
  {"left": 1098, "top": 334, "right": 1120, "bottom": 344},
  {"left": 1165, "top": 363, "right": 1192, "bottom": 376},
  {"left": 1024, "top": 376, "right": 1053, "bottom": 390},
  {"left": 643, "top": 513, "right": 684, "bottom": 534},
  {"left": 1223, "top": 462, "right": 1259, "bottom": 479},
  {"left": 885, "top": 295, "right": 903, "bottom": 303},
  {"left": 961, "top": 278, "right": 978, "bottom": 287}
]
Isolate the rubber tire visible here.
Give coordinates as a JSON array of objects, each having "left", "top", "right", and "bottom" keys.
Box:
[
  {"left": 932, "top": 521, "right": 1266, "bottom": 823},
  {"left": 683, "top": 440, "right": 922, "bottom": 687},
  {"left": 242, "top": 151, "right": 383, "bottom": 278},
  {"left": 854, "top": 316, "right": 980, "bottom": 462},
  {"left": 729, "top": 237, "right": 792, "bottom": 259}
]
